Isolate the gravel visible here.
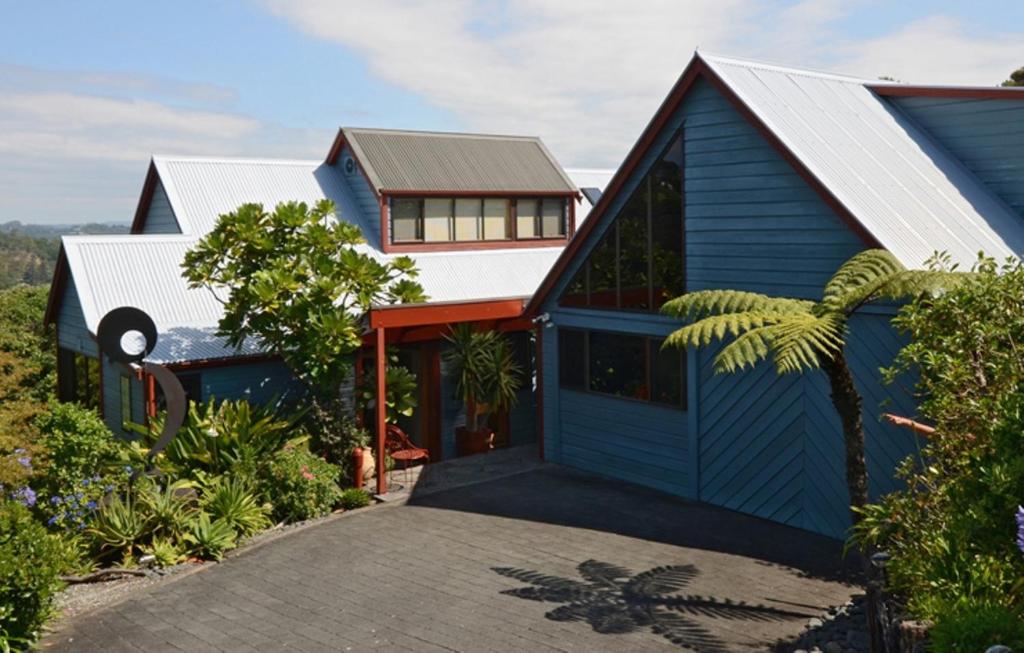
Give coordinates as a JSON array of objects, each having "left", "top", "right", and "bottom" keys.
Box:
[{"left": 778, "top": 594, "right": 871, "bottom": 653}]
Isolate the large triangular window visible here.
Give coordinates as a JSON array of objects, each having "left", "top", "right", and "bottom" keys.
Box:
[{"left": 559, "top": 131, "right": 684, "bottom": 311}]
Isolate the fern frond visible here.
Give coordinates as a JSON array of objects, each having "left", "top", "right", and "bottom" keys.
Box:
[
  {"left": 822, "top": 249, "right": 905, "bottom": 304},
  {"left": 712, "top": 327, "right": 776, "bottom": 373},
  {"left": 770, "top": 313, "right": 846, "bottom": 374},
  {"left": 663, "top": 311, "right": 789, "bottom": 350},
  {"left": 872, "top": 269, "right": 970, "bottom": 301},
  {"left": 661, "top": 290, "right": 811, "bottom": 320}
]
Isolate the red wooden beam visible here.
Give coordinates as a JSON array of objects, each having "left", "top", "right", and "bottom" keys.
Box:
[
  {"left": 383, "top": 189, "right": 578, "bottom": 198},
  {"left": 369, "top": 298, "right": 527, "bottom": 330},
  {"left": 382, "top": 238, "right": 568, "bottom": 255},
  {"left": 869, "top": 85, "right": 1024, "bottom": 100},
  {"left": 375, "top": 327, "right": 387, "bottom": 495}
]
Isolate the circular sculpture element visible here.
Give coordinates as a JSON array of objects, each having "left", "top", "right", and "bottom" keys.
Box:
[{"left": 96, "top": 306, "right": 158, "bottom": 364}]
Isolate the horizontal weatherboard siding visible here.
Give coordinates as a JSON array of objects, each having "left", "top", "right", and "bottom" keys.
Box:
[
  {"left": 892, "top": 96, "right": 1024, "bottom": 220},
  {"left": 141, "top": 181, "right": 181, "bottom": 234}
]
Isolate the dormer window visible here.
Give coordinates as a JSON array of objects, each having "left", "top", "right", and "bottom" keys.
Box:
[{"left": 388, "top": 196, "right": 567, "bottom": 244}]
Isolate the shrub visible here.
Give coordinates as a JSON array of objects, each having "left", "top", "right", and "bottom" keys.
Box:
[
  {"left": 182, "top": 513, "right": 235, "bottom": 561},
  {"left": 142, "top": 537, "right": 186, "bottom": 568},
  {"left": 133, "top": 398, "right": 302, "bottom": 480},
  {"left": 0, "top": 500, "right": 67, "bottom": 644},
  {"left": 201, "top": 476, "right": 270, "bottom": 537},
  {"left": 929, "top": 601, "right": 1024, "bottom": 652},
  {"left": 261, "top": 446, "right": 341, "bottom": 522},
  {"left": 338, "top": 488, "right": 371, "bottom": 510},
  {"left": 138, "top": 478, "right": 197, "bottom": 540},
  {"left": 854, "top": 256, "right": 1024, "bottom": 622},
  {"left": 88, "top": 493, "right": 151, "bottom": 564}
]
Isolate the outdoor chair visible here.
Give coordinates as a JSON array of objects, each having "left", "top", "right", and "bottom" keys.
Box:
[{"left": 384, "top": 424, "right": 430, "bottom": 486}]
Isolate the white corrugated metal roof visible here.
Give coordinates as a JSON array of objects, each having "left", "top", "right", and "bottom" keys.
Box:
[
  {"left": 62, "top": 233, "right": 562, "bottom": 363},
  {"left": 700, "top": 52, "right": 1024, "bottom": 268},
  {"left": 153, "top": 156, "right": 369, "bottom": 237}
]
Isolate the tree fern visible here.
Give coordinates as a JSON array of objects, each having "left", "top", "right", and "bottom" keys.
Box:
[{"left": 660, "top": 248, "right": 967, "bottom": 522}]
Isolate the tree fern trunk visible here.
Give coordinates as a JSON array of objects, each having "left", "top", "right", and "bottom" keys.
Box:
[{"left": 821, "top": 352, "right": 869, "bottom": 523}]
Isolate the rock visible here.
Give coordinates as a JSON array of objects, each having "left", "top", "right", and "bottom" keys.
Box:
[
  {"left": 823, "top": 642, "right": 843, "bottom": 653},
  {"left": 807, "top": 617, "right": 824, "bottom": 629},
  {"left": 846, "top": 630, "right": 869, "bottom": 649}
]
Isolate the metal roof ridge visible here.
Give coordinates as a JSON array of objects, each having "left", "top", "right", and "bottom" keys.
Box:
[
  {"left": 342, "top": 126, "right": 544, "bottom": 142},
  {"left": 698, "top": 51, "right": 876, "bottom": 84},
  {"left": 151, "top": 154, "right": 324, "bottom": 166}
]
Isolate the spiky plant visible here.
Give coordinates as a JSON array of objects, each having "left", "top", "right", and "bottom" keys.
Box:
[{"left": 661, "top": 249, "right": 964, "bottom": 523}]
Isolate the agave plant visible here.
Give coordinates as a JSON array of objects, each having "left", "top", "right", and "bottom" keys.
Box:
[
  {"left": 138, "top": 478, "right": 197, "bottom": 539},
  {"left": 89, "top": 494, "right": 151, "bottom": 562},
  {"left": 142, "top": 536, "right": 187, "bottom": 568},
  {"left": 131, "top": 398, "right": 304, "bottom": 478},
  {"left": 183, "top": 512, "right": 237, "bottom": 561},
  {"left": 201, "top": 476, "right": 271, "bottom": 537},
  {"left": 661, "top": 249, "right": 964, "bottom": 522},
  {"left": 442, "top": 324, "right": 524, "bottom": 431}
]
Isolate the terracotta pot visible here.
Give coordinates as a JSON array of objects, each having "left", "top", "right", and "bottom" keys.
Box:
[
  {"left": 351, "top": 447, "right": 375, "bottom": 488},
  {"left": 359, "top": 447, "right": 375, "bottom": 482},
  {"left": 455, "top": 426, "right": 495, "bottom": 456}
]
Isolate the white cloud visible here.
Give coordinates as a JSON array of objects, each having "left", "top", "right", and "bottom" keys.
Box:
[{"left": 260, "top": 0, "right": 1023, "bottom": 169}]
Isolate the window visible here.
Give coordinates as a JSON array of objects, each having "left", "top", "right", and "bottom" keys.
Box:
[
  {"left": 57, "top": 347, "right": 101, "bottom": 409},
  {"left": 389, "top": 197, "right": 529, "bottom": 243},
  {"left": 557, "top": 131, "right": 684, "bottom": 312},
  {"left": 120, "top": 375, "right": 135, "bottom": 430},
  {"left": 516, "top": 198, "right": 566, "bottom": 239},
  {"left": 392, "top": 198, "right": 422, "bottom": 242},
  {"left": 557, "top": 328, "right": 685, "bottom": 409},
  {"left": 154, "top": 373, "right": 202, "bottom": 412}
]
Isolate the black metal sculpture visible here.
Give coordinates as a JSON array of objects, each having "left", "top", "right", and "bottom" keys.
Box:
[{"left": 96, "top": 306, "right": 186, "bottom": 481}]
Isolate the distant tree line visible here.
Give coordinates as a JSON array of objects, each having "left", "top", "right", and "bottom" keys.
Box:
[
  {"left": 1003, "top": 65, "right": 1024, "bottom": 87},
  {"left": 0, "top": 221, "right": 128, "bottom": 289}
]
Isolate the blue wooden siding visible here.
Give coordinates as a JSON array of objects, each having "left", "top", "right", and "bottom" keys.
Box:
[
  {"left": 102, "top": 359, "right": 145, "bottom": 439},
  {"left": 57, "top": 277, "right": 97, "bottom": 357},
  {"left": 140, "top": 180, "right": 182, "bottom": 234},
  {"left": 542, "top": 310, "right": 693, "bottom": 499},
  {"left": 891, "top": 96, "right": 1024, "bottom": 220},
  {"left": 198, "top": 360, "right": 302, "bottom": 406},
  {"left": 338, "top": 145, "right": 382, "bottom": 248},
  {"left": 541, "top": 76, "right": 921, "bottom": 539}
]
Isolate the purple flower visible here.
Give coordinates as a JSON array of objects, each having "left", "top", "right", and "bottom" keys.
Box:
[
  {"left": 16, "top": 456, "right": 31, "bottom": 469},
  {"left": 1016, "top": 506, "right": 1024, "bottom": 554},
  {"left": 86, "top": 500, "right": 97, "bottom": 510},
  {"left": 47, "top": 515, "right": 58, "bottom": 526},
  {"left": 13, "top": 486, "right": 36, "bottom": 507},
  {"left": 80, "top": 478, "right": 90, "bottom": 487},
  {"left": 50, "top": 495, "right": 61, "bottom": 505}
]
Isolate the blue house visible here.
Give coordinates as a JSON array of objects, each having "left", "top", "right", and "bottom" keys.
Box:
[
  {"left": 526, "top": 52, "right": 1024, "bottom": 538},
  {"left": 44, "top": 129, "right": 610, "bottom": 490}
]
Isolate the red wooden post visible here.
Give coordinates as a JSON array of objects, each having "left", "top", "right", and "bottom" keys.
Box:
[
  {"left": 375, "top": 327, "right": 387, "bottom": 495},
  {"left": 354, "top": 353, "right": 365, "bottom": 427}
]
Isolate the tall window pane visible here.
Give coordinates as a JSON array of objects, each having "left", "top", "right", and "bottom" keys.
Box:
[
  {"left": 587, "top": 230, "right": 617, "bottom": 307},
  {"left": 651, "top": 134, "right": 684, "bottom": 307},
  {"left": 120, "top": 375, "right": 134, "bottom": 430},
  {"left": 454, "top": 198, "right": 480, "bottom": 241},
  {"left": 424, "top": 198, "right": 452, "bottom": 242},
  {"left": 391, "top": 198, "right": 421, "bottom": 242},
  {"left": 561, "top": 267, "right": 587, "bottom": 307},
  {"left": 618, "top": 181, "right": 649, "bottom": 310},
  {"left": 588, "top": 331, "right": 645, "bottom": 399},
  {"left": 649, "top": 339, "right": 684, "bottom": 408},
  {"left": 517, "top": 199, "right": 539, "bottom": 238},
  {"left": 558, "top": 329, "right": 585, "bottom": 390},
  {"left": 482, "top": 199, "right": 510, "bottom": 240},
  {"left": 541, "top": 198, "right": 565, "bottom": 237}
]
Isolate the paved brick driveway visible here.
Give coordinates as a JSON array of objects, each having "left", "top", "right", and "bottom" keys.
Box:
[{"left": 45, "top": 467, "right": 858, "bottom": 652}]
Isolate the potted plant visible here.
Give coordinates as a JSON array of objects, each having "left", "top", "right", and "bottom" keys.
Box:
[{"left": 443, "top": 324, "right": 524, "bottom": 456}]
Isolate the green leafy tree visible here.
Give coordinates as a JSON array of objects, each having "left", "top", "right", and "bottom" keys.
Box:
[
  {"left": 1002, "top": 65, "right": 1024, "bottom": 87},
  {"left": 661, "top": 249, "right": 962, "bottom": 522},
  {"left": 182, "top": 200, "right": 427, "bottom": 397}
]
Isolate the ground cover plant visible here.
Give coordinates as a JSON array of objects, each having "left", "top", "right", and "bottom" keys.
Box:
[{"left": 853, "top": 256, "right": 1024, "bottom": 648}]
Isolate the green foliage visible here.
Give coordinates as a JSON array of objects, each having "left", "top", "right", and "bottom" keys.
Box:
[
  {"left": 0, "top": 501, "right": 66, "bottom": 645},
  {"left": 130, "top": 398, "right": 302, "bottom": 480},
  {"left": 929, "top": 601, "right": 1024, "bottom": 652},
  {"left": 338, "top": 488, "right": 371, "bottom": 510},
  {"left": 88, "top": 494, "right": 150, "bottom": 563},
  {"left": 182, "top": 200, "right": 426, "bottom": 395},
  {"left": 141, "top": 537, "right": 186, "bottom": 568},
  {"left": 200, "top": 476, "right": 270, "bottom": 537},
  {"left": 442, "top": 324, "right": 524, "bottom": 431},
  {"left": 306, "top": 402, "right": 369, "bottom": 480},
  {"left": 0, "top": 230, "right": 58, "bottom": 289},
  {"left": 261, "top": 446, "right": 342, "bottom": 522},
  {"left": 853, "top": 256, "right": 1024, "bottom": 622},
  {"left": 182, "top": 513, "right": 236, "bottom": 561},
  {"left": 137, "top": 478, "right": 197, "bottom": 540},
  {"left": 661, "top": 250, "right": 962, "bottom": 375},
  {"left": 1002, "top": 65, "right": 1024, "bottom": 87},
  {"left": 356, "top": 348, "right": 419, "bottom": 425}
]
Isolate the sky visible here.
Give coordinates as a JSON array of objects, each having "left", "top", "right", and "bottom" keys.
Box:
[{"left": 1, "top": 1, "right": 1022, "bottom": 225}]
